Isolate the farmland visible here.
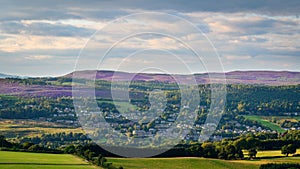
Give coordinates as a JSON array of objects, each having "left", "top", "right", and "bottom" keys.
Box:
[
  {"left": 1, "top": 150, "right": 300, "bottom": 169},
  {"left": 0, "top": 151, "right": 96, "bottom": 169}
]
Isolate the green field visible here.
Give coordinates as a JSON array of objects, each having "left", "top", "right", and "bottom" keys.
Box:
[
  {"left": 244, "top": 149, "right": 300, "bottom": 158},
  {"left": 109, "top": 158, "right": 258, "bottom": 169},
  {"left": 1, "top": 150, "right": 300, "bottom": 169},
  {"left": 243, "top": 115, "right": 286, "bottom": 133},
  {"left": 0, "top": 151, "right": 96, "bottom": 169},
  {"left": 109, "top": 149, "right": 300, "bottom": 169},
  {"left": 98, "top": 100, "right": 136, "bottom": 112},
  {"left": 0, "top": 119, "right": 84, "bottom": 138},
  {"left": 109, "top": 157, "right": 300, "bottom": 169}
]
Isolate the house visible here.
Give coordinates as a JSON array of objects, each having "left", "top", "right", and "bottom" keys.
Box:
[
  {"left": 132, "top": 130, "right": 146, "bottom": 137},
  {"left": 149, "top": 128, "right": 156, "bottom": 134}
]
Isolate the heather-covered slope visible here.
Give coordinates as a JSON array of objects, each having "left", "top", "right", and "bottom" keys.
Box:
[
  {"left": 0, "top": 71, "right": 299, "bottom": 97},
  {"left": 68, "top": 70, "right": 300, "bottom": 85}
]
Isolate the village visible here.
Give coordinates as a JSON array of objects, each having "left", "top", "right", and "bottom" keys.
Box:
[{"left": 36, "top": 105, "right": 300, "bottom": 142}]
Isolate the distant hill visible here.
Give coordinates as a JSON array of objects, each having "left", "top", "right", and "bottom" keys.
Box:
[
  {"left": 0, "top": 73, "right": 16, "bottom": 79},
  {"left": 0, "top": 73, "right": 28, "bottom": 79},
  {"left": 0, "top": 70, "right": 299, "bottom": 97},
  {"left": 67, "top": 70, "right": 300, "bottom": 86}
]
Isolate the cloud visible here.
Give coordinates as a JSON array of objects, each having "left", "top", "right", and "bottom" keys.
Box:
[
  {"left": 0, "top": 20, "right": 95, "bottom": 37},
  {"left": 223, "top": 55, "right": 252, "bottom": 60},
  {"left": 1, "top": 0, "right": 299, "bottom": 22},
  {"left": 24, "top": 55, "right": 53, "bottom": 60},
  {"left": 0, "top": 34, "right": 87, "bottom": 52},
  {"left": 0, "top": 1, "right": 299, "bottom": 76}
]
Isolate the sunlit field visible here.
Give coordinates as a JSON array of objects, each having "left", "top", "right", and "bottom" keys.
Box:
[{"left": 0, "top": 151, "right": 96, "bottom": 169}]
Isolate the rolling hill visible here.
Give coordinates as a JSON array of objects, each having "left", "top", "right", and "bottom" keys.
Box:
[
  {"left": 0, "top": 70, "right": 299, "bottom": 97},
  {"left": 68, "top": 70, "right": 300, "bottom": 85}
]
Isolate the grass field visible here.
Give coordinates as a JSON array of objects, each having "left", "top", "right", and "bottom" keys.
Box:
[
  {"left": 109, "top": 156, "right": 300, "bottom": 169},
  {"left": 109, "top": 158, "right": 258, "bottom": 169},
  {"left": 0, "top": 119, "right": 84, "bottom": 138},
  {"left": 109, "top": 149, "right": 300, "bottom": 169},
  {"left": 1, "top": 150, "right": 300, "bottom": 169},
  {"left": 244, "top": 149, "right": 300, "bottom": 158},
  {"left": 97, "top": 100, "right": 136, "bottom": 112},
  {"left": 243, "top": 115, "right": 286, "bottom": 133},
  {"left": 0, "top": 151, "right": 96, "bottom": 169}
]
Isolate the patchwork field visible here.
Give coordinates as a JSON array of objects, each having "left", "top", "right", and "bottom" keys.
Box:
[{"left": 0, "top": 151, "right": 96, "bottom": 169}]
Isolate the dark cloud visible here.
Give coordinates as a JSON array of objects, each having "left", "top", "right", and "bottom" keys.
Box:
[{"left": 0, "top": 0, "right": 299, "bottom": 21}]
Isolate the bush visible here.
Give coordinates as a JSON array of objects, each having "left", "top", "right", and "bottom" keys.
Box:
[{"left": 260, "top": 163, "right": 300, "bottom": 169}]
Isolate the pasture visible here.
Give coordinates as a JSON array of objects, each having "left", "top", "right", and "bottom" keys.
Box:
[
  {"left": 0, "top": 151, "right": 96, "bottom": 169},
  {"left": 1, "top": 150, "right": 300, "bottom": 169},
  {"left": 0, "top": 119, "right": 84, "bottom": 138},
  {"left": 109, "top": 156, "right": 300, "bottom": 169},
  {"left": 243, "top": 115, "right": 286, "bottom": 133}
]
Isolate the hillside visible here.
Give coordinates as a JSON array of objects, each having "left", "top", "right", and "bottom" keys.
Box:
[
  {"left": 0, "top": 73, "right": 15, "bottom": 79},
  {"left": 0, "top": 70, "right": 299, "bottom": 98},
  {"left": 0, "top": 73, "right": 26, "bottom": 79},
  {"left": 68, "top": 70, "right": 300, "bottom": 85}
]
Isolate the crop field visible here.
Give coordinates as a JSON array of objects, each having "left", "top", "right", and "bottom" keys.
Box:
[{"left": 0, "top": 151, "right": 96, "bottom": 169}]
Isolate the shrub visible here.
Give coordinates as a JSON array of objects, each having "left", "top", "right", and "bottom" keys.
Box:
[{"left": 260, "top": 163, "right": 300, "bottom": 169}]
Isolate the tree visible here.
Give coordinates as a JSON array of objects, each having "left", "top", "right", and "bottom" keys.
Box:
[
  {"left": 23, "top": 142, "right": 35, "bottom": 149},
  {"left": 28, "top": 144, "right": 42, "bottom": 151},
  {"left": 233, "top": 138, "right": 247, "bottom": 149},
  {"left": 245, "top": 137, "right": 260, "bottom": 150},
  {"left": 281, "top": 144, "right": 296, "bottom": 157},
  {"left": 248, "top": 148, "right": 257, "bottom": 159},
  {"left": 84, "top": 150, "right": 91, "bottom": 160},
  {"left": 64, "top": 145, "right": 75, "bottom": 154},
  {"left": 201, "top": 142, "right": 217, "bottom": 158},
  {"left": 225, "top": 144, "right": 236, "bottom": 160},
  {"left": 95, "top": 154, "right": 107, "bottom": 167},
  {"left": 0, "top": 135, "right": 12, "bottom": 148},
  {"left": 237, "top": 102, "right": 245, "bottom": 113},
  {"left": 88, "top": 151, "right": 96, "bottom": 161},
  {"left": 217, "top": 148, "right": 226, "bottom": 159}
]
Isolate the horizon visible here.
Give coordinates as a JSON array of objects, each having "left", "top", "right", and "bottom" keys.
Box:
[{"left": 1, "top": 69, "right": 300, "bottom": 78}]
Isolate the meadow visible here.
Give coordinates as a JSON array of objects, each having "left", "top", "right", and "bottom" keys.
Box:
[
  {"left": 109, "top": 149, "right": 300, "bottom": 169},
  {"left": 109, "top": 156, "right": 300, "bottom": 169},
  {"left": 0, "top": 119, "right": 84, "bottom": 138},
  {"left": 243, "top": 115, "right": 286, "bottom": 133},
  {"left": 0, "top": 151, "right": 96, "bottom": 169},
  {"left": 1, "top": 150, "right": 300, "bottom": 169}
]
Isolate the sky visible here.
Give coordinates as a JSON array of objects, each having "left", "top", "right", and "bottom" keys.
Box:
[{"left": 0, "top": 0, "right": 299, "bottom": 76}]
